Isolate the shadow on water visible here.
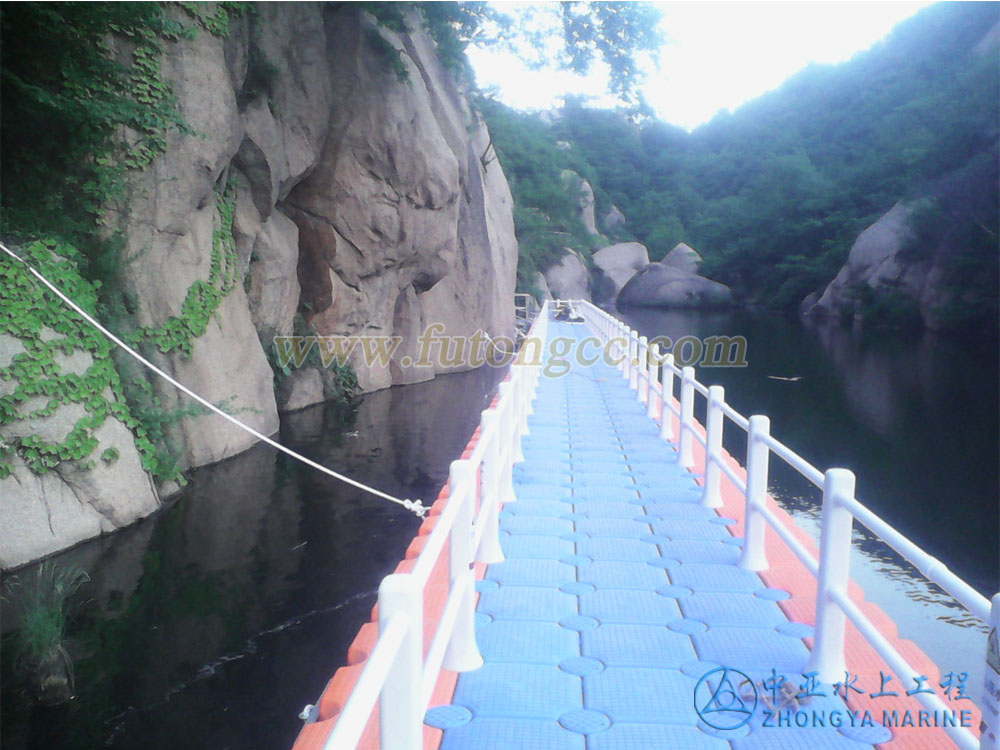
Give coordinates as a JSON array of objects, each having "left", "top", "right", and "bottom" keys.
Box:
[
  {"left": 621, "top": 306, "right": 998, "bottom": 702},
  {"left": 1, "top": 364, "right": 506, "bottom": 750}
]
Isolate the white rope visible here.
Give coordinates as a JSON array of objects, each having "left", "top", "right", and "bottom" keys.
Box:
[{"left": 0, "top": 241, "right": 427, "bottom": 517}]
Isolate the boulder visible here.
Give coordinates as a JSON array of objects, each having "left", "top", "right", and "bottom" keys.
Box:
[
  {"left": 662, "top": 242, "right": 703, "bottom": 274},
  {"left": 543, "top": 248, "right": 591, "bottom": 301},
  {"left": 1, "top": 257, "right": 160, "bottom": 569},
  {"left": 617, "top": 263, "right": 733, "bottom": 309},
  {"left": 592, "top": 242, "right": 649, "bottom": 301}
]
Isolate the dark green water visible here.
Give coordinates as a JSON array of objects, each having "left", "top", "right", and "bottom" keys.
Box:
[
  {"left": 1, "top": 310, "right": 996, "bottom": 748},
  {"left": 1, "top": 365, "right": 506, "bottom": 750}
]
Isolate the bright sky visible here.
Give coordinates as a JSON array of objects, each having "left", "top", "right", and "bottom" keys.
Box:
[{"left": 467, "top": 1, "right": 934, "bottom": 130}]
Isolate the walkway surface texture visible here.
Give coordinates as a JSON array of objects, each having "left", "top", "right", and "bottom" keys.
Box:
[{"left": 422, "top": 321, "right": 957, "bottom": 750}]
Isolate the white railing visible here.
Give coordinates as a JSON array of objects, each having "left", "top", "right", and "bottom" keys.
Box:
[
  {"left": 576, "top": 299, "right": 997, "bottom": 750},
  {"left": 514, "top": 293, "right": 540, "bottom": 331},
  {"left": 314, "top": 302, "right": 549, "bottom": 750}
]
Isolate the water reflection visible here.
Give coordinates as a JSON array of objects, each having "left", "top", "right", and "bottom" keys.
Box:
[{"left": 1, "top": 364, "right": 505, "bottom": 750}]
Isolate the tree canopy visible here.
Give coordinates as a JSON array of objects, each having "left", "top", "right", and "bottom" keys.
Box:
[{"left": 481, "top": 2, "right": 999, "bottom": 332}]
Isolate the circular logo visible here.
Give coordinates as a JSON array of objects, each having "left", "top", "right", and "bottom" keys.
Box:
[{"left": 693, "top": 667, "right": 758, "bottom": 730}]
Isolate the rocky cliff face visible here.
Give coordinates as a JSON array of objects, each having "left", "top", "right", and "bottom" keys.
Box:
[
  {"left": 119, "top": 3, "right": 516, "bottom": 465},
  {"left": 287, "top": 11, "right": 517, "bottom": 391},
  {"left": 561, "top": 170, "right": 599, "bottom": 236},
  {"left": 0, "top": 321, "right": 160, "bottom": 569},
  {"left": 806, "top": 202, "right": 921, "bottom": 322},
  {"left": 1, "top": 3, "right": 517, "bottom": 568}
]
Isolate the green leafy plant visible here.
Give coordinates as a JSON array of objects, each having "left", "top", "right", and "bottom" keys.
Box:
[
  {"left": 0, "top": 5, "right": 255, "bottom": 482},
  {"left": 2, "top": 563, "right": 91, "bottom": 705},
  {"left": 127, "top": 178, "right": 240, "bottom": 357},
  {"left": 326, "top": 360, "right": 360, "bottom": 404},
  {"left": 0, "top": 241, "right": 161, "bottom": 479},
  {"left": 267, "top": 315, "right": 359, "bottom": 405}
]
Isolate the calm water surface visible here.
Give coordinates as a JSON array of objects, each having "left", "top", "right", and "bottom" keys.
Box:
[
  {"left": 1, "top": 365, "right": 505, "bottom": 750},
  {"left": 1, "top": 310, "right": 996, "bottom": 748}
]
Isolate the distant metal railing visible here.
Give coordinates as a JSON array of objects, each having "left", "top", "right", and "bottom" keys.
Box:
[
  {"left": 576, "top": 298, "right": 997, "bottom": 750},
  {"left": 316, "top": 302, "right": 549, "bottom": 750},
  {"left": 514, "top": 293, "right": 540, "bottom": 332}
]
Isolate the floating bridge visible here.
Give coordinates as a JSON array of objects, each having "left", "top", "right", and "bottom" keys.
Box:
[{"left": 293, "top": 300, "right": 998, "bottom": 750}]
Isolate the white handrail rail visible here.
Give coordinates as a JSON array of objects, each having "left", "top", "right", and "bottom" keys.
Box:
[
  {"left": 421, "top": 572, "right": 474, "bottom": 704},
  {"left": 323, "top": 612, "right": 409, "bottom": 750},
  {"left": 761, "top": 432, "right": 825, "bottom": 489},
  {"left": 839, "top": 494, "right": 990, "bottom": 623},
  {"left": 720, "top": 400, "right": 749, "bottom": 431},
  {"left": 575, "top": 299, "right": 994, "bottom": 749},
  {"left": 312, "top": 300, "right": 549, "bottom": 749},
  {"left": 831, "top": 587, "right": 982, "bottom": 750}
]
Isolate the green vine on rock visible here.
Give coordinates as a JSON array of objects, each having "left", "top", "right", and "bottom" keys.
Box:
[
  {"left": 0, "top": 241, "right": 162, "bottom": 480},
  {"left": 180, "top": 2, "right": 252, "bottom": 38},
  {"left": 1, "top": 4, "right": 254, "bottom": 483},
  {"left": 127, "top": 178, "right": 240, "bottom": 357}
]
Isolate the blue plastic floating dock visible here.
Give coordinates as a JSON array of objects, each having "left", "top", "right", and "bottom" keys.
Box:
[{"left": 424, "top": 321, "right": 879, "bottom": 750}]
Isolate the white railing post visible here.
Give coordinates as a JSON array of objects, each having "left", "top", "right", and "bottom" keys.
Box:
[
  {"left": 646, "top": 344, "right": 660, "bottom": 419},
  {"left": 497, "top": 382, "right": 517, "bottom": 504},
  {"left": 701, "top": 385, "right": 725, "bottom": 508},
  {"left": 476, "top": 412, "right": 506, "bottom": 564},
  {"left": 678, "top": 366, "right": 696, "bottom": 467},
  {"left": 525, "top": 337, "right": 537, "bottom": 405},
  {"left": 609, "top": 320, "right": 616, "bottom": 366},
  {"left": 621, "top": 325, "right": 632, "bottom": 379},
  {"left": 614, "top": 325, "right": 627, "bottom": 371},
  {"left": 624, "top": 327, "right": 631, "bottom": 378},
  {"left": 377, "top": 574, "right": 423, "bottom": 750},
  {"left": 739, "top": 415, "right": 771, "bottom": 571},
  {"left": 518, "top": 352, "right": 534, "bottom": 419},
  {"left": 628, "top": 330, "right": 640, "bottom": 390},
  {"left": 806, "top": 468, "right": 857, "bottom": 683},
  {"left": 500, "top": 381, "right": 525, "bottom": 465},
  {"left": 443, "top": 460, "right": 486, "bottom": 672},
  {"left": 660, "top": 354, "right": 676, "bottom": 441},
  {"left": 637, "top": 336, "right": 649, "bottom": 404},
  {"left": 522, "top": 366, "right": 533, "bottom": 419},
  {"left": 511, "top": 377, "right": 526, "bottom": 464}
]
